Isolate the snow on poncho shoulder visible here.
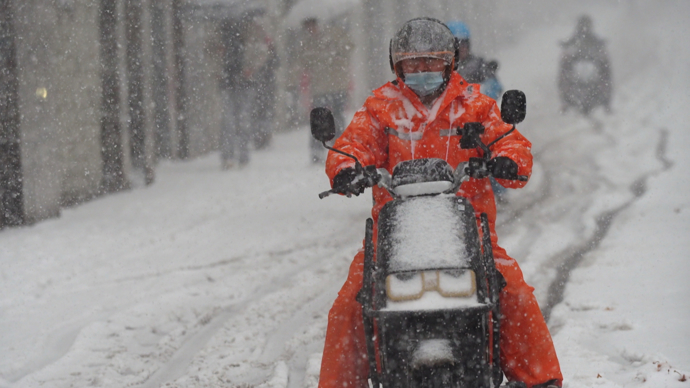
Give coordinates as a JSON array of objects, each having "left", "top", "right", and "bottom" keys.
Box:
[{"left": 388, "top": 196, "right": 469, "bottom": 272}]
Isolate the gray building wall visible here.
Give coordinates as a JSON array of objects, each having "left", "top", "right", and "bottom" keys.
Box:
[
  {"left": 13, "top": 1, "right": 63, "bottom": 222},
  {"left": 5, "top": 0, "right": 176, "bottom": 225},
  {"left": 53, "top": 2, "right": 104, "bottom": 205},
  {"left": 13, "top": 1, "right": 106, "bottom": 222}
]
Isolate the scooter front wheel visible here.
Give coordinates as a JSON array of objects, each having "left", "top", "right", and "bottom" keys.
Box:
[{"left": 410, "top": 364, "right": 455, "bottom": 388}]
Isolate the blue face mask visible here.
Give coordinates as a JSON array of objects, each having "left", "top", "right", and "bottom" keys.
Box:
[{"left": 404, "top": 71, "right": 445, "bottom": 96}]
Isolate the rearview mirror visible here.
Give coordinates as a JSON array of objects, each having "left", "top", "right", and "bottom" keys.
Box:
[
  {"left": 310, "top": 107, "right": 336, "bottom": 143},
  {"left": 500, "top": 90, "right": 526, "bottom": 125}
]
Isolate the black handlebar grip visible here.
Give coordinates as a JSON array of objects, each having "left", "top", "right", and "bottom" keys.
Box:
[{"left": 319, "top": 190, "right": 334, "bottom": 199}]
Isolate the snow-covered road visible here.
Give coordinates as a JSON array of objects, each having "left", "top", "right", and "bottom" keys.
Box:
[
  {"left": 2, "top": 2, "right": 689, "bottom": 387},
  {"left": 0, "top": 130, "right": 372, "bottom": 387}
]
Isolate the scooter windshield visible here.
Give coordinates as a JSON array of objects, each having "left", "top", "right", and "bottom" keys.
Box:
[{"left": 388, "top": 196, "right": 469, "bottom": 272}]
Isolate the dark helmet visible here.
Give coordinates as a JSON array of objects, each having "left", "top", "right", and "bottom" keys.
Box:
[
  {"left": 576, "top": 15, "right": 593, "bottom": 35},
  {"left": 389, "top": 18, "right": 457, "bottom": 76}
]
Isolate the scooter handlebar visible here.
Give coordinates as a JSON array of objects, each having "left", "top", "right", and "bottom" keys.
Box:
[
  {"left": 318, "top": 166, "right": 382, "bottom": 200},
  {"left": 318, "top": 190, "right": 335, "bottom": 199}
]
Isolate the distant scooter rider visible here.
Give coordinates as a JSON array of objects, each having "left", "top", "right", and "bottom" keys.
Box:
[
  {"left": 558, "top": 15, "right": 612, "bottom": 114},
  {"left": 318, "top": 18, "right": 562, "bottom": 388},
  {"left": 447, "top": 20, "right": 507, "bottom": 201}
]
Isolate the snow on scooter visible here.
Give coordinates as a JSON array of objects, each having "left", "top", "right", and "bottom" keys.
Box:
[{"left": 312, "top": 91, "right": 529, "bottom": 388}]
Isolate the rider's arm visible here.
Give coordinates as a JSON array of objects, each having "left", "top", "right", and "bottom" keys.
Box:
[
  {"left": 479, "top": 96, "right": 533, "bottom": 189},
  {"left": 325, "top": 100, "right": 388, "bottom": 186}
]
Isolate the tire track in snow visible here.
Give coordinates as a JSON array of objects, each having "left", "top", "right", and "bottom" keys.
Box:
[
  {"left": 5, "top": 233, "right": 355, "bottom": 387},
  {"left": 2, "top": 321, "right": 95, "bottom": 383},
  {"left": 497, "top": 163, "right": 553, "bottom": 230},
  {"left": 109, "top": 237, "right": 350, "bottom": 285},
  {"left": 137, "top": 253, "right": 325, "bottom": 388},
  {"left": 495, "top": 112, "right": 614, "bottom": 308},
  {"left": 542, "top": 129, "right": 673, "bottom": 323},
  {"left": 136, "top": 226, "right": 361, "bottom": 388},
  {"left": 259, "top": 282, "right": 342, "bottom": 388},
  {"left": 255, "top": 288, "right": 337, "bottom": 365}
]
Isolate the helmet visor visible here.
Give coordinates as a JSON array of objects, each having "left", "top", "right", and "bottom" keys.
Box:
[
  {"left": 391, "top": 19, "right": 455, "bottom": 66},
  {"left": 394, "top": 51, "right": 454, "bottom": 65}
]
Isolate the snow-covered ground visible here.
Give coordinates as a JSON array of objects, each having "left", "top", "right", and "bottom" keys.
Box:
[
  {"left": 1, "top": 1, "right": 689, "bottom": 387},
  {"left": 495, "top": 2, "right": 690, "bottom": 387}
]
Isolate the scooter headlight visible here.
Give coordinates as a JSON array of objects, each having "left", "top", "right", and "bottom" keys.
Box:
[
  {"left": 386, "top": 271, "right": 425, "bottom": 301},
  {"left": 386, "top": 269, "right": 476, "bottom": 301},
  {"left": 437, "top": 269, "right": 476, "bottom": 297}
]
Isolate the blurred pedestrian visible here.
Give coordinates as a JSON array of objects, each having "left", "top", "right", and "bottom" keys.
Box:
[
  {"left": 218, "top": 11, "right": 272, "bottom": 169},
  {"left": 253, "top": 34, "right": 279, "bottom": 150},
  {"left": 299, "top": 18, "right": 354, "bottom": 164}
]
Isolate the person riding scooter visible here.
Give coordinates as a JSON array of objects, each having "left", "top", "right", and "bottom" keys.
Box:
[
  {"left": 318, "top": 18, "right": 562, "bottom": 388},
  {"left": 558, "top": 15, "right": 612, "bottom": 114}
]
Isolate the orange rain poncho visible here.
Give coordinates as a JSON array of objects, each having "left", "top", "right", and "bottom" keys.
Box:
[{"left": 320, "top": 72, "right": 563, "bottom": 388}]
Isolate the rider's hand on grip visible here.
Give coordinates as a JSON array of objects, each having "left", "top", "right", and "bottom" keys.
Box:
[
  {"left": 488, "top": 156, "right": 520, "bottom": 180},
  {"left": 332, "top": 167, "right": 366, "bottom": 197},
  {"left": 466, "top": 157, "right": 491, "bottom": 179}
]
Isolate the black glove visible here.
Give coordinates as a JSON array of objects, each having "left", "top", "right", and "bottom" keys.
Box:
[
  {"left": 332, "top": 167, "right": 365, "bottom": 196},
  {"left": 466, "top": 157, "right": 491, "bottom": 179},
  {"left": 488, "top": 156, "right": 519, "bottom": 180}
]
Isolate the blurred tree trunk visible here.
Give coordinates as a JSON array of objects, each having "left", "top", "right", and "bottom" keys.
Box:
[
  {"left": 100, "top": 0, "right": 127, "bottom": 193},
  {"left": 0, "top": 0, "right": 23, "bottom": 227},
  {"left": 124, "top": 0, "right": 146, "bottom": 170},
  {"left": 172, "top": 0, "right": 188, "bottom": 159},
  {"left": 150, "top": 0, "right": 172, "bottom": 159},
  {"left": 124, "top": 0, "right": 154, "bottom": 184}
]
